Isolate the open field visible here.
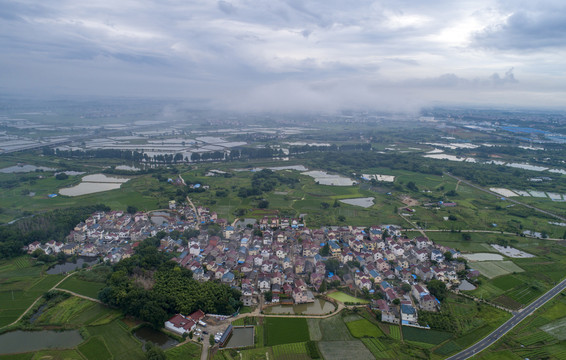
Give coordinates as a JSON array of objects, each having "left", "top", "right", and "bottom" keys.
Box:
[
  {"left": 56, "top": 276, "right": 105, "bottom": 299},
  {"left": 318, "top": 340, "right": 374, "bottom": 360},
  {"left": 271, "top": 342, "right": 310, "bottom": 360},
  {"left": 164, "top": 342, "right": 201, "bottom": 360},
  {"left": 402, "top": 326, "right": 451, "bottom": 345},
  {"left": 471, "top": 261, "right": 524, "bottom": 279},
  {"left": 36, "top": 296, "right": 119, "bottom": 326},
  {"left": 307, "top": 319, "right": 322, "bottom": 341},
  {"left": 541, "top": 317, "right": 566, "bottom": 340},
  {"left": 86, "top": 319, "right": 144, "bottom": 360},
  {"left": 361, "top": 338, "right": 390, "bottom": 358},
  {"left": 327, "top": 292, "right": 369, "bottom": 304},
  {"left": 264, "top": 318, "right": 310, "bottom": 346},
  {"left": 78, "top": 335, "right": 112, "bottom": 360},
  {"left": 318, "top": 314, "right": 354, "bottom": 341},
  {"left": 0, "top": 256, "right": 63, "bottom": 328},
  {"left": 346, "top": 319, "right": 383, "bottom": 338}
]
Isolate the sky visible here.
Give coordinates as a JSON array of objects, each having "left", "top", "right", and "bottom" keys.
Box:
[{"left": 1, "top": 0, "right": 565, "bottom": 112}]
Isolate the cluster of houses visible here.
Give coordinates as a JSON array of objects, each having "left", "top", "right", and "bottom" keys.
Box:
[
  {"left": 30, "top": 205, "right": 475, "bottom": 328},
  {"left": 165, "top": 309, "right": 206, "bottom": 335}
]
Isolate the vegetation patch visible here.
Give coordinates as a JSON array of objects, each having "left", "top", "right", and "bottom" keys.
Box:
[
  {"left": 306, "top": 318, "right": 322, "bottom": 341},
  {"left": 86, "top": 319, "right": 144, "bottom": 360},
  {"left": 78, "top": 335, "right": 112, "bottom": 360},
  {"left": 264, "top": 318, "right": 309, "bottom": 346},
  {"left": 492, "top": 295, "right": 523, "bottom": 310},
  {"left": 271, "top": 342, "right": 310, "bottom": 360},
  {"left": 319, "top": 313, "right": 354, "bottom": 341},
  {"left": 346, "top": 319, "right": 383, "bottom": 338},
  {"left": 361, "top": 338, "right": 388, "bottom": 358},
  {"left": 36, "top": 296, "right": 94, "bottom": 325},
  {"left": 164, "top": 342, "right": 201, "bottom": 360},
  {"left": 327, "top": 292, "right": 369, "bottom": 304},
  {"left": 318, "top": 340, "right": 374, "bottom": 360},
  {"left": 388, "top": 326, "right": 401, "bottom": 340},
  {"left": 434, "top": 340, "right": 462, "bottom": 356},
  {"left": 402, "top": 326, "right": 452, "bottom": 345},
  {"left": 471, "top": 261, "right": 523, "bottom": 279},
  {"left": 491, "top": 275, "right": 523, "bottom": 291},
  {"left": 57, "top": 276, "right": 106, "bottom": 299},
  {"left": 541, "top": 317, "right": 566, "bottom": 341}
]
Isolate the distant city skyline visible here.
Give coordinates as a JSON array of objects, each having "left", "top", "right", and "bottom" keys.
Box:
[{"left": 1, "top": 0, "right": 565, "bottom": 112}]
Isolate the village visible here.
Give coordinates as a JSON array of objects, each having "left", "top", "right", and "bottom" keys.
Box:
[{"left": 26, "top": 201, "right": 476, "bottom": 330}]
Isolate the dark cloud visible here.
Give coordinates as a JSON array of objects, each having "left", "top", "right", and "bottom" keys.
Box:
[{"left": 474, "top": 8, "right": 566, "bottom": 49}]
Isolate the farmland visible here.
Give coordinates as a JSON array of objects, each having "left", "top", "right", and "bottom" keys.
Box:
[
  {"left": 164, "top": 342, "right": 201, "bottom": 360},
  {"left": 470, "top": 261, "right": 524, "bottom": 279},
  {"left": 56, "top": 276, "right": 105, "bottom": 299},
  {"left": 346, "top": 319, "right": 383, "bottom": 338},
  {"left": 318, "top": 340, "right": 374, "bottom": 360},
  {"left": 264, "top": 318, "right": 310, "bottom": 346}
]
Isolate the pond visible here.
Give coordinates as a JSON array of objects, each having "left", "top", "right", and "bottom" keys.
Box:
[
  {"left": 46, "top": 257, "right": 99, "bottom": 275},
  {"left": 134, "top": 326, "right": 179, "bottom": 350},
  {"left": 0, "top": 330, "right": 83, "bottom": 354},
  {"left": 224, "top": 327, "right": 254, "bottom": 349},
  {"left": 263, "top": 299, "right": 335, "bottom": 315},
  {"left": 59, "top": 174, "right": 130, "bottom": 196}
]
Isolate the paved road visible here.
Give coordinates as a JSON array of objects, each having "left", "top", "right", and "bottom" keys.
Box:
[
  {"left": 447, "top": 278, "right": 566, "bottom": 360},
  {"left": 445, "top": 173, "right": 566, "bottom": 222}
]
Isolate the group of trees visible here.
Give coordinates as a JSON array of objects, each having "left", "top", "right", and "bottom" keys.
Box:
[
  {"left": 98, "top": 238, "right": 242, "bottom": 328},
  {"left": 237, "top": 169, "right": 299, "bottom": 199},
  {"left": 0, "top": 204, "right": 110, "bottom": 259}
]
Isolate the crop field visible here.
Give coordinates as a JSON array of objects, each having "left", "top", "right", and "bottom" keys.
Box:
[
  {"left": 78, "top": 335, "right": 112, "bottom": 360},
  {"left": 307, "top": 318, "right": 322, "bottom": 341},
  {"left": 346, "top": 319, "right": 383, "bottom": 338},
  {"left": 271, "top": 342, "right": 310, "bottom": 360},
  {"left": 389, "top": 325, "right": 401, "bottom": 340},
  {"left": 86, "top": 320, "right": 144, "bottom": 360},
  {"left": 318, "top": 340, "right": 374, "bottom": 360},
  {"left": 264, "top": 318, "right": 309, "bottom": 346},
  {"left": 402, "top": 326, "right": 452, "bottom": 345},
  {"left": 434, "top": 341, "right": 463, "bottom": 356},
  {"left": 238, "top": 347, "right": 273, "bottom": 360},
  {"left": 361, "top": 338, "right": 392, "bottom": 358},
  {"left": 491, "top": 275, "right": 524, "bottom": 291},
  {"left": 0, "top": 257, "right": 64, "bottom": 327},
  {"left": 471, "top": 261, "right": 524, "bottom": 279},
  {"left": 318, "top": 314, "right": 354, "bottom": 341},
  {"left": 506, "top": 284, "right": 542, "bottom": 305},
  {"left": 164, "top": 342, "right": 201, "bottom": 360},
  {"left": 56, "top": 276, "right": 105, "bottom": 299},
  {"left": 37, "top": 296, "right": 95, "bottom": 325},
  {"left": 541, "top": 317, "right": 566, "bottom": 340},
  {"left": 327, "top": 291, "right": 369, "bottom": 304}
]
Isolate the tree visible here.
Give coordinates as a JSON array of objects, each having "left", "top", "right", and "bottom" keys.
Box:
[
  {"left": 333, "top": 200, "right": 340, "bottom": 208},
  {"left": 337, "top": 215, "right": 346, "bottom": 222},
  {"left": 406, "top": 181, "right": 419, "bottom": 192},
  {"left": 258, "top": 200, "right": 269, "bottom": 209},
  {"left": 318, "top": 280, "right": 327, "bottom": 293},
  {"left": 145, "top": 343, "right": 166, "bottom": 360},
  {"left": 320, "top": 202, "right": 330, "bottom": 209},
  {"left": 401, "top": 283, "right": 412, "bottom": 293},
  {"left": 209, "top": 334, "right": 215, "bottom": 346},
  {"left": 319, "top": 243, "right": 330, "bottom": 256},
  {"left": 392, "top": 298, "right": 401, "bottom": 305},
  {"left": 428, "top": 279, "right": 447, "bottom": 301},
  {"left": 55, "top": 173, "right": 68, "bottom": 180},
  {"left": 127, "top": 205, "right": 138, "bottom": 214},
  {"left": 264, "top": 291, "right": 273, "bottom": 302},
  {"left": 443, "top": 251, "right": 453, "bottom": 261}
]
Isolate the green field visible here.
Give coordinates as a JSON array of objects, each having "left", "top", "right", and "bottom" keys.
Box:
[
  {"left": 264, "top": 318, "right": 310, "bottom": 346},
  {"left": 389, "top": 326, "right": 401, "bottom": 340},
  {"left": 402, "top": 326, "right": 452, "bottom": 345},
  {"left": 327, "top": 292, "right": 369, "bottom": 304},
  {"left": 56, "top": 276, "right": 105, "bottom": 299},
  {"left": 307, "top": 318, "right": 322, "bottom": 341},
  {"left": 318, "top": 314, "right": 354, "bottom": 341},
  {"left": 346, "top": 319, "right": 383, "bottom": 338},
  {"left": 165, "top": 342, "right": 201, "bottom": 360},
  {"left": 271, "top": 342, "right": 310, "bottom": 360},
  {"left": 86, "top": 320, "right": 144, "bottom": 360},
  {"left": 78, "top": 335, "right": 112, "bottom": 360},
  {"left": 318, "top": 340, "right": 374, "bottom": 360},
  {"left": 0, "top": 256, "right": 63, "bottom": 328},
  {"left": 361, "top": 338, "right": 388, "bottom": 358},
  {"left": 36, "top": 296, "right": 119, "bottom": 326},
  {"left": 471, "top": 261, "right": 524, "bottom": 279},
  {"left": 541, "top": 317, "right": 566, "bottom": 341}
]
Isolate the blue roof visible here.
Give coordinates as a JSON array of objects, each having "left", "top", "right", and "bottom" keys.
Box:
[{"left": 401, "top": 304, "right": 416, "bottom": 314}]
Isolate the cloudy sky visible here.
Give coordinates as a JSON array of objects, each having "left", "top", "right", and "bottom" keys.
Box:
[{"left": 1, "top": 0, "right": 565, "bottom": 112}]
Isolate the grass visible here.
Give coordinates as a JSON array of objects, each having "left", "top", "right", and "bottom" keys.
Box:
[
  {"left": 165, "top": 342, "right": 201, "bottom": 360},
  {"left": 318, "top": 340, "right": 374, "bottom": 360},
  {"left": 264, "top": 318, "right": 309, "bottom": 346},
  {"left": 491, "top": 275, "right": 524, "bottom": 291},
  {"left": 271, "top": 342, "right": 310, "bottom": 360},
  {"left": 471, "top": 261, "right": 524, "bottom": 279},
  {"left": 346, "top": 319, "right": 383, "bottom": 338},
  {"left": 78, "top": 335, "right": 112, "bottom": 360},
  {"left": 402, "top": 326, "right": 452, "bottom": 345},
  {"left": 541, "top": 317, "right": 566, "bottom": 340},
  {"left": 56, "top": 276, "right": 105, "bottom": 299},
  {"left": 361, "top": 338, "right": 388, "bottom": 357},
  {"left": 327, "top": 292, "right": 369, "bottom": 304},
  {"left": 86, "top": 319, "right": 144, "bottom": 360},
  {"left": 36, "top": 296, "right": 119, "bottom": 326}
]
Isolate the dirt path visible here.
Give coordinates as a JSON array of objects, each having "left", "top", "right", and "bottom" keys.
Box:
[{"left": 52, "top": 288, "right": 102, "bottom": 304}]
